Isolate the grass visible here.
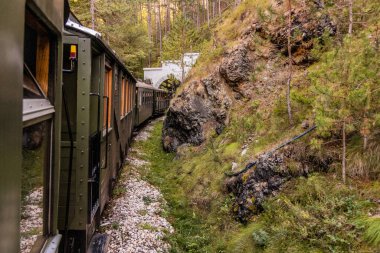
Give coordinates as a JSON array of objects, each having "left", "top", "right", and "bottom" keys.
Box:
[
  {"left": 250, "top": 175, "right": 376, "bottom": 252},
  {"left": 140, "top": 223, "right": 158, "bottom": 231},
  {"left": 22, "top": 145, "right": 45, "bottom": 202},
  {"left": 134, "top": 121, "right": 380, "bottom": 253},
  {"left": 135, "top": 123, "right": 217, "bottom": 252}
]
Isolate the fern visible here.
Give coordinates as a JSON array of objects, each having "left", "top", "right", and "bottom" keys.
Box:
[{"left": 357, "top": 217, "right": 380, "bottom": 247}]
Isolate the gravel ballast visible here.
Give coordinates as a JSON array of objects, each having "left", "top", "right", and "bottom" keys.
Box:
[{"left": 101, "top": 119, "right": 174, "bottom": 253}]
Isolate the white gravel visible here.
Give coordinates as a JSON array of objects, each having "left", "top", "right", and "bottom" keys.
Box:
[
  {"left": 20, "top": 187, "right": 43, "bottom": 252},
  {"left": 101, "top": 118, "right": 173, "bottom": 253}
]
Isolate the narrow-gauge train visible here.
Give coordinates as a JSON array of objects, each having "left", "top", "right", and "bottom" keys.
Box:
[{"left": 0, "top": 1, "right": 170, "bottom": 252}]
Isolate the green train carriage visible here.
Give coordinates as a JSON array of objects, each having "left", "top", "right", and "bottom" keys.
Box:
[{"left": 58, "top": 14, "right": 136, "bottom": 252}]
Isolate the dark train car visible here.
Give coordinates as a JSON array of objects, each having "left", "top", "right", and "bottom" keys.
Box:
[
  {"left": 58, "top": 15, "right": 136, "bottom": 252},
  {"left": 135, "top": 82, "right": 170, "bottom": 125},
  {"left": 135, "top": 82, "right": 154, "bottom": 126},
  {"left": 153, "top": 89, "right": 170, "bottom": 116},
  {"left": 0, "top": 0, "right": 65, "bottom": 252}
]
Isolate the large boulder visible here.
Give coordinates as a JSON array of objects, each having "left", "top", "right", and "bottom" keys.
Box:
[
  {"left": 219, "top": 46, "right": 252, "bottom": 86},
  {"left": 162, "top": 74, "right": 232, "bottom": 152}
]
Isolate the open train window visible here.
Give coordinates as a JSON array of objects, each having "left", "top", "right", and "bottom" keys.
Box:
[
  {"left": 21, "top": 7, "right": 57, "bottom": 252},
  {"left": 23, "top": 64, "right": 45, "bottom": 99},
  {"left": 23, "top": 9, "right": 54, "bottom": 100},
  {"left": 103, "top": 66, "right": 112, "bottom": 130}
]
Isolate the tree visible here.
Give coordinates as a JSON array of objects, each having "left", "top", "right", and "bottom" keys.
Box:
[
  {"left": 310, "top": 35, "right": 380, "bottom": 183},
  {"left": 286, "top": 0, "right": 293, "bottom": 125}
]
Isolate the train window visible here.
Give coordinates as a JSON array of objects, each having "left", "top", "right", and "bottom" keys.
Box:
[
  {"left": 129, "top": 81, "right": 132, "bottom": 112},
  {"left": 23, "top": 9, "right": 54, "bottom": 98},
  {"left": 120, "top": 77, "right": 125, "bottom": 117},
  {"left": 23, "top": 64, "right": 45, "bottom": 99},
  {"left": 125, "top": 79, "right": 129, "bottom": 113},
  {"left": 20, "top": 120, "right": 52, "bottom": 252},
  {"left": 104, "top": 66, "right": 112, "bottom": 129},
  {"left": 130, "top": 83, "right": 133, "bottom": 111}
]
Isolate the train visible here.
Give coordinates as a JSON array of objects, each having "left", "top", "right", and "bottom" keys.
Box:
[{"left": 0, "top": 1, "right": 170, "bottom": 252}]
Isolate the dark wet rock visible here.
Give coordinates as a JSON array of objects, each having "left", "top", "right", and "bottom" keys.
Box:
[
  {"left": 162, "top": 74, "right": 232, "bottom": 152},
  {"left": 219, "top": 46, "right": 252, "bottom": 86},
  {"left": 227, "top": 145, "right": 333, "bottom": 223},
  {"left": 268, "top": 8, "right": 336, "bottom": 64}
]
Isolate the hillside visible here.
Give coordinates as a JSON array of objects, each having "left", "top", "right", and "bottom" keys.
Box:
[{"left": 149, "top": 0, "right": 380, "bottom": 252}]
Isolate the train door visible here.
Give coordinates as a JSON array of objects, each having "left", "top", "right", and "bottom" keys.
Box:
[{"left": 88, "top": 52, "right": 103, "bottom": 226}]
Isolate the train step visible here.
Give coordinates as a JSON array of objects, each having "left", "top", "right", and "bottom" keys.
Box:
[{"left": 87, "top": 233, "right": 110, "bottom": 253}]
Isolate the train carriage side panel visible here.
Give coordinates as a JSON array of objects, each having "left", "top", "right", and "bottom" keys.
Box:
[
  {"left": 31, "top": 0, "right": 63, "bottom": 33},
  {"left": 0, "top": 2, "right": 25, "bottom": 252}
]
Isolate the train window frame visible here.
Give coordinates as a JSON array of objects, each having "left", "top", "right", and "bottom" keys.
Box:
[
  {"left": 120, "top": 77, "right": 125, "bottom": 118},
  {"left": 125, "top": 78, "right": 130, "bottom": 114},
  {"left": 21, "top": 7, "right": 58, "bottom": 252},
  {"left": 103, "top": 65, "right": 113, "bottom": 133},
  {"left": 130, "top": 82, "right": 133, "bottom": 112}
]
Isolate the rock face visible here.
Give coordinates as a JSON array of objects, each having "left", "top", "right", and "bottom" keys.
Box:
[
  {"left": 226, "top": 146, "right": 333, "bottom": 223},
  {"left": 162, "top": 74, "right": 232, "bottom": 152},
  {"left": 219, "top": 46, "right": 252, "bottom": 86},
  {"left": 267, "top": 7, "right": 336, "bottom": 64},
  {"left": 162, "top": 1, "right": 336, "bottom": 152}
]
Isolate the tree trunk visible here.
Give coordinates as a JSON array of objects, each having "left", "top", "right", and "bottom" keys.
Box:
[
  {"left": 286, "top": 0, "right": 293, "bottom": 125},
  {"left": 342, "top": 120, "right": 347, "bottom": 184},
  {"left": 348, "top": 0, "right": 353, "bottom": 35},
  {"left": 147, "top": 1, "right": 152, "bottom": 67},
  {"left": 212, "top": 0, "right": 215, "bottom": 19},
  {"left": 196, "top": 2, "right": 200, "bottom": 28},
  {"left": 157, "top": 2, "right": 162, "bottom": 55},
  {"left": 90, "top": 0, "right": 95, "bottom": 29},
  {"left": 182, "top": 0, "right": 186, "bottom": 18},
  {"left": 173, "top": 1, "right": 177, "bottom": 22},
  {"left": 218, "top": 0, "right": 221, "bottom": 16},
  {"left": 166, "top": 0, "right": 171, "bottom": 32},
  {"left": 207, "top": 0, "right": 210, "bottom": 26}
]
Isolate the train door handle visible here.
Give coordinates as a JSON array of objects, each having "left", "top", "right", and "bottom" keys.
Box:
[{"left": 88, "top": 177, "right": 97, "bottom": 183}]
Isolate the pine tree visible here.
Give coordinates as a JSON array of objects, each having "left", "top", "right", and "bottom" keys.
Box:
[{"left": 310, "top": 35, "right": 380, "bottom": 183}]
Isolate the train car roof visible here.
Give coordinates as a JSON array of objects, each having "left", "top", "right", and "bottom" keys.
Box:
[
  {"left": 136, "top": 81, "right": 168, "bottom": 92},
  {"left": 64, "top": 14, "right": 137, "bottom": 83}
]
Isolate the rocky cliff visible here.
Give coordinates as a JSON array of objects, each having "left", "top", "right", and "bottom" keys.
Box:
[
  {"left": 162, "top": 0, "right": 336, "bottom": 153},
  {"left": 162, "top": 0, "right": 338, "bottom": 222}
]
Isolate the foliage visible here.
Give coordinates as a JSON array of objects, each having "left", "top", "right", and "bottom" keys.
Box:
[
  {"left": 136, "top": 123, "right": 214, "bottom": 252},
  {"left": 70, "top": 0, "right": 152, "bottom": 77},
  {"left": 310, "top": 34, "right": 380, "bottom": 140},
  {"left": 159, "top": 74, "right": 181, "bottom": 94},
  {"left": 249, "top": 175, "right": 375, "bottom": 252},
  {"left": 22, "top": 147, "right": 44, "bottom": 202},
  {"left": 161, "top": 15, "right": 205, "bottom": 61},
  {"left": 356, "top": 217, "right": 380, "bottom": 247},
  {"left": 69, "top": 0, "right": 237, "bottom": 77},
  {"left": 347, "top": 137, "right": 380, "bottom": 180}
]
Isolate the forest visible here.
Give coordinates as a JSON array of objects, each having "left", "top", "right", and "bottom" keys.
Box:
[{"left": 70, "top": 0, "right": 241, "bottom": 77}]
